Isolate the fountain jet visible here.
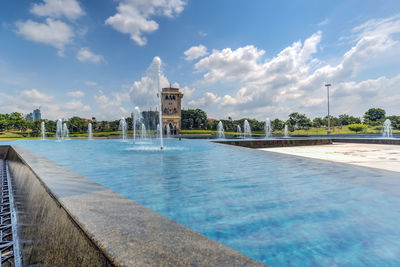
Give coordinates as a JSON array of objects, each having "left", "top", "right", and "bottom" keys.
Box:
[
  {"left": 63, "top": 123, "right": 69, "bottom": 139},
  {"left": 382, "top": 119, "right": 393, "bottom": 138},
  {"left": 217, "top": 121, "right": 225, "bottom": 139},
  {"left": 41, "top": 121, "right": 46, "bottom": 140},
  {"left": 140, "top": 123, "right": 148, "bottom": 140},
  {"left": 236, "top": 125, "right": 242, "bottom": 138},
  {"left": 244, "top": 120, "right": 252, "bottom": 138},
  {"left": 119, "top": 118, "right": 127, "bottom": 140},
  {"left": 265, "top": 118, "right": 272, "bottom": 139},
  {"left": 88, "top": 123, "right": 93, "bottom": 140},
  {"left": 133, "top": 107, "right": 140, "bottom": 142},
  {"left": 284, "top": 125, "right": 289, "bottom": 138},
  {"left": 56, "top": 119, "right": 63, "bottom": 140}
]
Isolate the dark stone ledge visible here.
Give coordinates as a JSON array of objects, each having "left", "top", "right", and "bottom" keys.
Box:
[
  {"left": 213, "top": 138, "right": 332, "bottom": 149},
  {"left": 332, "top": 138, "right": 400, "bottom": 145},
  {"left": 2, "top": 145, "right": 264, "bottom": 266}
]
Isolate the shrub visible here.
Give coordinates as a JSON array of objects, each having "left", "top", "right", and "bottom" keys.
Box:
[{"left": 348, "top": 124, "right": 367, "bottom": 133}]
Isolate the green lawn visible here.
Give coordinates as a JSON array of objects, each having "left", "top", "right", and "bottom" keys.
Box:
[
  {"left": 1, "top": 126, "right": 398, "bottom": 139},
  {"left": 180, "top": 126, "right": 400, "bottom": 136}
]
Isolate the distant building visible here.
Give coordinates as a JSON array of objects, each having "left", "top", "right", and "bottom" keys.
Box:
[
  {"left": 161, "top": 87, "right": 183, "bottom": 135},
  {"left": 26, "top": 113, "right": 33, "bottom": 121},
  {"left": 26, "top": 108, "right": 41, "bottom": 121},
  {"left": 33, "top": 109, "right": 41, "bottom": 121}
]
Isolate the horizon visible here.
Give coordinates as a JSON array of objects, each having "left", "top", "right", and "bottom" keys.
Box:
[{"left": 1, "top": 1, "right": 400, "bottom": 121}]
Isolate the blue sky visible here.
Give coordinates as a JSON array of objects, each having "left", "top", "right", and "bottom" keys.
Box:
[{"left": 1, "top": 0, "right": 400, "bottom": 120}]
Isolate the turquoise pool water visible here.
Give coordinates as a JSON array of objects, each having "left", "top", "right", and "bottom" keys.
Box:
[{"left": 8, "top": 139, "right": 400, "bottom": 266}]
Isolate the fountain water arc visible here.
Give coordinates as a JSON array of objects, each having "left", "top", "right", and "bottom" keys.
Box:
[
  {"left": 56, "top": 119, "right": 63, "bottom": 140},
  {"left": 63, "top": 123, "right": 69, "bottom": 139},
  {"left": 265, "top": 118, "right": 272, "bottom": 139},
  {"left": 41, "top": 121, "right": 46, "bottom": 140},
  {"left": 284, "top": 125, "right": 289, "bottom": 138},
  {"left": 88, "top": 123, "right": 93, "bottom": 140},
  {"left": 217, "top": 121, "right": 225, "bottom": 139},
  {"left": 243, "top": 120, "right": 252, "bottom": 138},
  {"left": 119, "top": 118, "right": 127, "bottom": 140},
  {"left": 382, "top": 119, "right": 393, "bottom": 138},
  {"left": 236, "top": 125, "right": 242, "bottom": 139}
]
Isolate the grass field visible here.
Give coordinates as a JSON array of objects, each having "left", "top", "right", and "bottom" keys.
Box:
[
  {"left": 180, "top": 126, "right": 399, "bottom": 136},
  {"left": 1, "top": 126, "right": 398, "bottom": 139}
]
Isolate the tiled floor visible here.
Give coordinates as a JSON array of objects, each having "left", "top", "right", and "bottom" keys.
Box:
[{"left": 260, "top": 143, "right": 400, "bottom": 172}]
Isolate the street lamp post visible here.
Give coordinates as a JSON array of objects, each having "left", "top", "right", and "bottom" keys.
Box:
[{"left": 325, "top": 83, "right": 331, "bottom": 135}]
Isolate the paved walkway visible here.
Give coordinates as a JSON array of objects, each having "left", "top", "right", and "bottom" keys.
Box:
[{"left": 260, "top": 143, "right": 400, "bottom": 173}]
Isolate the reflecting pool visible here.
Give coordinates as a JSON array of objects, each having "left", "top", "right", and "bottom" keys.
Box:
[{"left": 10, "top": 139, "right": 400, "bottom": 266}]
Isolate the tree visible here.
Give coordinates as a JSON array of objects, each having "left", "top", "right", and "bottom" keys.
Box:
[
  {"left": 287, "top": 112, "right": 312, "bottom": 130},
  {"left": 386, "top": 115, "right": 400, "bottom": 130},
  {"left": 45, "top": 120, "right": 57, "bottom": 134},
  {"left": 67, "top": 116, "right": 87, "bottom": 133},
  {"left": 338, "top": 114, "right": 361, "bottom": 125},
  {"left": 322, "top": 115, "right": 340, "bottom": 127},
  {"left": 181, "top": 109, "right": 208, "bottom": 130},
  {"left": 364, "top": 108, "right": 386, "bottom": 125},
  {"left": 271, "top": 118, "right": 284, "bottom": 131},
  {"left": 91, "top": 117, "right": 98, "bottom": 131},
  {"left": 312, "top": 117, "right": 324, "bottom": 127},
  {"left": 30, "top": 120, "right": 42, "bottom": 137},
  {"left": 348, "top": 124, "right": 367, "bottom": 133}
]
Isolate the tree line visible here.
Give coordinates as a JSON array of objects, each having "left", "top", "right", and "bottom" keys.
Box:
[
  {"left": 181, "top": 108, "right": 400, "bottom": 132},
  {"left": 0, "top": 108, "right": 399, "bottom": 137},
  {"left": 0, "top": 111, "right": 159, "bottom": 137}
]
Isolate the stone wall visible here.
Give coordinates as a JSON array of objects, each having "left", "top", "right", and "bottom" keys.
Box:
[
  {"left": 214, "top": 138, "right": 332, "bottom": 149},
  {"left": 332, "top": 138, "right": 400, "bottom": 145}
]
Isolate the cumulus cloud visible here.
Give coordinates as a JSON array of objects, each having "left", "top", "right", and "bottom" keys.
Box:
[
  {"left": 30, "top": 0, "right": 85, "bottom": 20},
  {"left": 194, "top": 45, "right": 268, "bottom": 83},
  {"left": 94, "top": 90, "right": 131, "bottom": 119},
  {"left": 129, "top": 75, "right": 169, "bottom": 108},
  {"left": 184, "top": 45, "right": 208, "bottom": 60},
  {"left": 65, "top": 100, "right": 90, "bottom": 111},
  {"left": 180, "top": 86, "right": 195, "bottom": 99},
  {"left": 0, "top": 88, "right": 93, "bottom": 120},
  {"left": 129, "top": 57, "right": 195, "bottom": 109},
  {"left": 105, "top": 0, "right": 186, "bottom": 46},
  {"left": 16, "top": 18, "right": 74, "bottom": 56},
  {"left": 66, "top": 90, "right": 85, "bottom": 98},
  {"left": 191, "top": 14, "right": 400, "bottom": 119},
  {"left": 20, "top": 89, "right": 53, "bottom": 103},
  {"left": 77, "top": 48, "right": 105, "bottom": 64},
  {"left": 188, "top": 92, "right": 221, "bottom": 107}
]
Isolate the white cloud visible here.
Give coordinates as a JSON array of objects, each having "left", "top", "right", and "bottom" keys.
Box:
[
  {"left": 129, "top": 75, "right": 169, "bottom": 108},
  {"left": 30, "top": 0, "right": 85, "bottom": 20},
  {"left": 180, "top": 86, "right": 195, "bottom": 99},
  {"left": 188, "top": 92, "right": 221, "bottom": 107},
  {"left": 65, "top": 100, "right": 90, "bottom": 111},
  {"left": 67, "top": 90, "right": 85, "bottom": 98},
  {"left": 77, "top": 48, "right": 105, "bottom": 64},
  {"left": 184, "top": 45, "right": 208, "bottom": 60},
  {"left": 318, "top": 18, "right": 329, "bottom": 27},
  {"left": 84, "top": 81, "right": 97, "bottom": 86},
  {"left": 94, "top": 90, "right": 131, "bottom": 119},
  {"left": 190, "top": 15, "right": 400, "bottom": 119},
  {"left": 105, "top": 0, "right": 186, "bottom": 46},
  {"left": 194, "top": 45, "right": 268, "bottom": 83},
  {"left": 20, "top": 89, "right": 53, "bottom": 103},
  {"left": 16, "top": 18, "right": 74, "bottom": 56},
  {"left": 0, "top": 88, "right": 93, "bottom": 120}
]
